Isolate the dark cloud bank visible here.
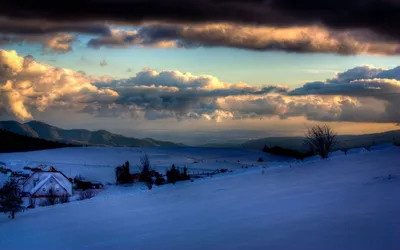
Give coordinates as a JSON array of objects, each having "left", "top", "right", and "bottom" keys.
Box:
[{"left": 1, "top": 0, "right": 399, "bottom": 38}]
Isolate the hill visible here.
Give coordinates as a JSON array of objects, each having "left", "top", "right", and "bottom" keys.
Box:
[
  {"left": 0, "top": 120, "right": 185, "bottom": 147},
  {"left": 238, "top": 130, "right": 400, "bottom": 152},
  {"left": 0, "top": 129, "right": 76, "bottom": 153}
]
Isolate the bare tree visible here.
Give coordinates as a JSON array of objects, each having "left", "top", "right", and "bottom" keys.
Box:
[
  {"left": 138, "top": 154, "right": 153, "bottom": 189},
  {"left": 304, "top": 124, "right": 338, "bottom": 159}
]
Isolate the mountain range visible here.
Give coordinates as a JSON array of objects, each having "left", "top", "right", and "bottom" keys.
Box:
[
  {"left": 0, "top": 120, "right": 184, "bottom": 147},
  {"left": 204, "top": 130, "right": 400, "bottom": 152},
  {"left": 1, "top": 120, "right": 399, "bottom": 152}
]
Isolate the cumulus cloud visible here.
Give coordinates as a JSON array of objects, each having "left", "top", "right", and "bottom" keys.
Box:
[
  {"left": 87, "top": 24, "right": 400, "bottom": 55},
  {"left": 0, "top": 50, "right": 118, "bottom": 120},
  {"left": 1, "top": 49, "right": 400, "bottom": 123},
  {"left": 289, "top": 66, "right": 400, "bottom": 123}
]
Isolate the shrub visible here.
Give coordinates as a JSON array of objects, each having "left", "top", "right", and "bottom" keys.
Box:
[
  {"left": 79, "top": 190, "right": 96, "bottom": 200},
  {"left": 257, "top": 157, "right": 264, "bottom": 162},
  {"left": 138, "top": 154, "right": 151, "bottom": 182},
  {"left": 262, "top": 145, "right": 313, "bottom": 159},
  {"left": 145, "top": 181, "right": 153, "bottom": 190},
  {"left": 166, "top": 165, "right": 190, "bottom": 184},
  {"left": 59, "top": 194, "right": 70, "bottom": 204},
  {"left": 304, "top": 124, "right": 338, "bottom": 159},
  {"left": 28, "top": 197, "right": 36, "bottom": 209},
  {"left": 154, "top": 176, "right": 166, "bottom": 186},
  {"left": 39, "top": 199, "right": 51, "bottom": 207},
  {"left": 0, "top": 179, "right": 26, "bottom": 219},
  {"left": 166, "top": 164, "right": 180, "bottom": 184},
  {"left": 116, "top": 161, "right": 133, "bottom": 185}
]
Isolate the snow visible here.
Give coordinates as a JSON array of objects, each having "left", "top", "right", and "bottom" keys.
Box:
[
  {"left": 0, "top": 147, "right": 288, "bottom": 184},
  {"left": 0, "top": 146, "right": 399, "bottom": 249},
  {"left": 347, "top": 147, "right": 369, "bottom": 154}
]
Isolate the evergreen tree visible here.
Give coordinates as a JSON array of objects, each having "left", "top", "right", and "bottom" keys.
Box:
[{"left": 0, "top": 179, "right": 25, "bottom": 219}]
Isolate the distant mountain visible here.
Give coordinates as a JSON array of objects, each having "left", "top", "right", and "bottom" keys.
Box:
[
  {"left": 0, "top": 120, "right": 185, "bottom": 147},
  {"left": 241, "top": 130, "right": 400, "bottom": 152},
  {"left": 0, "top": 129, "right": 75, "bottom": 153}
]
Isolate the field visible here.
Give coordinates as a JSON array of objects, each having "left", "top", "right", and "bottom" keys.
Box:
[{"left": 0, "top": 145, "right": 399, "bottom": 249}]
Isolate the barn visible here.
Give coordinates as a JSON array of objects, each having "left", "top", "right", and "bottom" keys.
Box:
[{"left": 22, "top": 166, "right": 72, "bottom": 198}]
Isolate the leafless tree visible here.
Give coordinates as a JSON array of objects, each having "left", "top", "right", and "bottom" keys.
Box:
[{"left": 304, "top": 124, "right": 338, "bottom": 159}]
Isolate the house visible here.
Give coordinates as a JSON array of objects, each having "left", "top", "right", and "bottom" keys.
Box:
[{"left": 22, "top": 166, "right": 72, "bottom": 198}]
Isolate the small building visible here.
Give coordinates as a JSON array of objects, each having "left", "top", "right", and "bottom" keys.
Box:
[{"left": 22, "top": 166, "right": 72, "bottom": 198}]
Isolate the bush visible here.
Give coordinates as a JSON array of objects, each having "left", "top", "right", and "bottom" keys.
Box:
[
  {"left": 39, "top": 199, "right": 51, "bottom": 207},
  {"left": 116, "top": 161, "right": 133, "bottom": 185},
  {"left": 154, "top": 176, "right": 166, "bottom": 186},
  {"left": 0, "top": 179, "right": 26, "bottom": 219},
  {"left": 28, "top": 197, "right": 36, "bottom": 209},
  {"left": 262, "top": 145, "right": 313, "bottom": 159},
  {"left": 59, "top": 194, "right": 70, "bottom": 204},
  {"left": 257, "top": 157, "right": 264, "bottom": 162},
  {"left": 145, "top": 181, "right": 153, "bottom": 190},
  {"left": 166, "top": 165, "right": 190, "bottom": 184},
  {"left": 304, "top": 124, "right": 338, "bottom": 159},
  {"left": 138, "top": 154, "right": 151, "bottom": 182},
  {"left": 79, "top": 190, "right": 96, "bottom": 200},
  {"left": 46, "top": 188, "right": 58, "bottom": 206}
]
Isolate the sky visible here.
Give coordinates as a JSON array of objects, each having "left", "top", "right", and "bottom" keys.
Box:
[{"left": 1, "top": 0, "right": 400, "bottom": 144}]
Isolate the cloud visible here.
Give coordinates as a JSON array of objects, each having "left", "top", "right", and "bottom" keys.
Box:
[
  {"left": 87, "top": 24, "right": 400, "bottom": 55},
  {"left": 1, "top": 49, "right": 400, "bottom": 123},
  {"left": 100, "top": 60, "right": 108, "bottom": 67},
  {"left": 0, "top": 50, "right": 118, "bottom": 120},
  {"left": 1, "top": 1, "right": 400, "bottom": 55},
  {"left": 1, "top": 0, "right": 399, "bottom": 41},
  {"left": 289, "top": 66, "right": 400, "bottom": 96},
  {"left": 0, "top": 32, "right": 77, "bottom": 53},
  {"left": 289, "top": 66, "right": 400, "bottom": 123},
  {"left": 87, "top": 28, "right": 177, "bottom": 49},
  {"left": 43, "top": 33, "right": 76, "bottom": 53},
  {"left": 0, "top": 17, "right": 110, "bottom": 36},
  {"left": 0, "top": 17, "right": 109, "bottom": 53}
]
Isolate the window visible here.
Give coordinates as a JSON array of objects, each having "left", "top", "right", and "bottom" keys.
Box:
[
  {"left": 42, "top": 188, "right": 46, "bottom": 192},
  {"left": 56, "top": 188, "right": 60, "bottom": 192},
  {"left": 50, "top": 179, "right": 53, "bottom": 183}
]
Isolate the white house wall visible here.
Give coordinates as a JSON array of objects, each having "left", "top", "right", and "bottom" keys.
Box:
[
  {"left": 23, "top": 172, "right": 72, "bottom": 196},
  {"left": 33, "top": 176, "right": 69, "bottom": 197}
]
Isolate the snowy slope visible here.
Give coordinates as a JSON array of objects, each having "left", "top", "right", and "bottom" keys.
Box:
[{"left": 0, "top": 147, "right": 399, "bottom": 250}]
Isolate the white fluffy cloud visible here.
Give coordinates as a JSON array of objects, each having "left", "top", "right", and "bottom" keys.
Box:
[
  {"left": 0, "top": 50, "right": 118, "bottom": 120},
  {"left": 1, "top": 49, "right": 400, "bottom": 123}
]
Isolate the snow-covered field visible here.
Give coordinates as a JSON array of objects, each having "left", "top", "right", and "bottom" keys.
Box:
[
  {"left": 0, "top": 146, "right": 399, "bottom": 249},
  {"left": 0, "top": 147, "right": 288, "bottom": 185}
]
